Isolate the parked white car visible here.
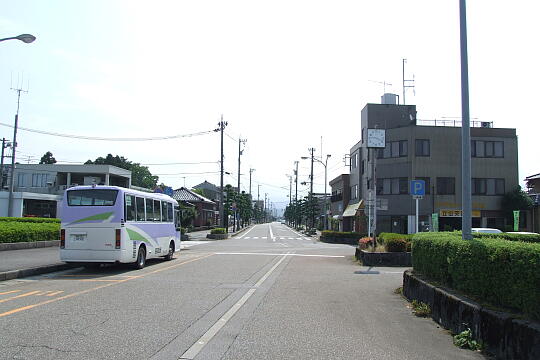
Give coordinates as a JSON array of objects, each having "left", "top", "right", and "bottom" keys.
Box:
[{"left": 471, "top": 228, "right": 502, "bottom": 234}]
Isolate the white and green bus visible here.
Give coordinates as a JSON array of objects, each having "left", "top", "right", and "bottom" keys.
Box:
[{"left": 60, "top": 185, "right": 181, "bottom": 269}]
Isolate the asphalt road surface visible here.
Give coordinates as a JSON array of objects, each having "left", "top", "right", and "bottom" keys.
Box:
[{"left": 0, "top": 223, "right": 485, "bottom": 360}]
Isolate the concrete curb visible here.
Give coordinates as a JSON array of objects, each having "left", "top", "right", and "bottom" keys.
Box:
[
  {"left": 0, "top": 240, "right": 60, "bottom": 251},
  {"left": 403, "top": 270, "right": 540, "bottom": 359},
  {"left": 0, "top": 263, "right": 78, "bottom": 282}
]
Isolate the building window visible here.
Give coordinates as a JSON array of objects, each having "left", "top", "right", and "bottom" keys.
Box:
[
  {"left": 31, "top": 173, "right": 48, "bottom": 187},
  {"left": 17, "top": 173, "right": 27, "bottom": 187},
  {"left": 471, "top": 140, "right": 504, "bottom": 158},
  {"left": 416, "top": 177, "right": 431, "bottom": 194},
  {"left": 437, "top": 177, "right": 455, "bottom": 195},
  {"left": 377, "top": 177, "right": 408, "bottom": 195},
  {"left": 473, "top": 178, "right": 504, "bottom": 195},
  {"left": 361, "top": 160, "right": 365, "bottom": 175},
  {"left": 350, "top": 185, "right": 358, "bottom": 200},
  {"left": 415, "top": 139, "right": 430, "bottom": 156},
  {"left": 352, "top": 153, "right": 357, "bottom": 169},
  {"left": 377, "top": 140, "right": 408, "bottom": 159}
]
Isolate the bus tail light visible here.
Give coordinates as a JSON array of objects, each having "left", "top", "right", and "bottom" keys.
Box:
[
  {"left": 60, "top": 229, "right": 65, "bottom": 248},
  {"left": 115, "top": 229, "right": 121, "bottom": 249}
]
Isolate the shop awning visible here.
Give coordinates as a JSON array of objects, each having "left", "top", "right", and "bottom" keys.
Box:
[{"left": 342, "top": 200, "right": 364, "bottom": 217}]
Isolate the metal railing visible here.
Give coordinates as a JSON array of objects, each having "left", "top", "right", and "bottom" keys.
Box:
[{"left": 417, "top": 119, "right": 493, "bottom": 128}]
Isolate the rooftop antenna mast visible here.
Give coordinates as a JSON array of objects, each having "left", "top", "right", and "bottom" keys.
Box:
[
  {"left": 7, "top": 73, "right": 29, "bottom": 216},
  {"left": 369, "top": 80, "right": 393, "bottom": 94},
  {"left": 402, "top": 58, "right": 415, "bottom": 105}
]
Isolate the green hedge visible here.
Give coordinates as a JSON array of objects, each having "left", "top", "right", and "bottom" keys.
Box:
[
  {"left": 412, "top": 232, "right": 540, "bottom": 319},
  {"left": 0, "top": 222, "right": 60, "bottom": 243},
  {"left": 473, "top": 232, "right": 540, "bottom": 243},
  {"left": 384, "top": 238, "right": 408, "bottom": 252},
  {"left": 211, "top": 228, "right": 226, "bottom": 235},
  {"left": 0, "top": 217, "right": 60, "bottom": 223},
  {"left": 321, "top": 230, "right": 364, "bottom": 238},
  {"left": 378, "top": 232, "right": 413, "bottom": 244}
]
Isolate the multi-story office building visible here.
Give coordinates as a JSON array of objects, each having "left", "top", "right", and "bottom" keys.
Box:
[
  {"left": 0, "top": 164, "right": 132, "bottom": 218},
  {"left": 346, "top": 95, "right": 518, "bottom": 234}
]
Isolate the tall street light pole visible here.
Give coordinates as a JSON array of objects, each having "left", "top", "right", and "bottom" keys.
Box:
[
  {"left": 315, "top": 155, "right": 331, "bottom": 230},
  {"left": 460, "top": 0, "right": 472, "bottom": 240},
  {"left": 2, "top": 33, "right": 36, "bottom": 217}
]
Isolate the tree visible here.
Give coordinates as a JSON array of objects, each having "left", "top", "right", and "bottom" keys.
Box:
[
  {"left": 39, "top": 151, "right": 57, "bottom": 164},
  {"left": 85, "top": 154, "right": 158, "bottom": 189},
  {"left": 501, "top": 186, "right": 533, "bottom": 226}
]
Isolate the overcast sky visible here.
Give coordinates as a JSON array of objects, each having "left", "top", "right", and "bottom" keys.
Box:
[{"left": 1, "top": 1, "right": 538, "bottom": 212}]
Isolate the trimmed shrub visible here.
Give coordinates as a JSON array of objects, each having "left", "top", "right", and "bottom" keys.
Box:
[
  {"left": 412, "top": 232, "right": 540, "bottom": 319},
  {"left": 321, "top": 230, "right": 364, "bottom": 239},
  {"left": 378, "top": 232, "right": 413, "bottom": 243},
  {"left": 385, "top": 238, "right": 408, "bottom": 252},
  {"left": 0, "top": 222, "right": 60, "bottom": 243},
  {"left": 0, "top": 217, "right": 60, "bottom": 224},
  {"left": 210, "top": 228, "right": 226, "bottom": 235},
  {"left": 473, "top": 232, "right": 540, "bottom": 243}
]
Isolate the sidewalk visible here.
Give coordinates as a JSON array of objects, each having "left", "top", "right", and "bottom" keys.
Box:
[{"left": 0, "top": 225, "right": 251, "bottom": 282}]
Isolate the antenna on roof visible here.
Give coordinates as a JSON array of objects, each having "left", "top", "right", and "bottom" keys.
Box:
[
  {"left": 369, "top": 79, "right": 392, "bottom": 94},
  {"left": 402, "top": 58, "right": 415, "bottom": 105}
]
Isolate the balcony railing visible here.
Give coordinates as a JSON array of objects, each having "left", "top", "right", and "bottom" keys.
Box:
[
  {"left": 331, "top": 193, "right": 343, "bottom": 203},
  {"left": 417, "top": 119, "right": 493, "bottom": 128}
]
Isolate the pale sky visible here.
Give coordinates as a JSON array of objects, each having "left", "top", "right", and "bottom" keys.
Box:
[{"left": 1, "top": 1, "right": 538, "bottom": 213}]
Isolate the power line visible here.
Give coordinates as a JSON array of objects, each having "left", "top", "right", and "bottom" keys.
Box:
[
  {"left": 0, "top": 122, "right": 216, "bottom": 141},
  {"left": 152, "top": 171, "right": 220, "bottom": 176}
]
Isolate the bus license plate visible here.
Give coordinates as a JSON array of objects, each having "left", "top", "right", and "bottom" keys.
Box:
[{"left": 72, "top": 234, "right": 86, "bottom": 241}]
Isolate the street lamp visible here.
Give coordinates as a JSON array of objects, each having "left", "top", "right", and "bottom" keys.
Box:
[
  {"left": 2, "top": 33, "right": 36, "bottom": 217},
  {"left": 303, "top": 154, "right": 331, "bottom": 230},
  {"left": 0, "top": 34, "right": 36, "bottom": 44}
]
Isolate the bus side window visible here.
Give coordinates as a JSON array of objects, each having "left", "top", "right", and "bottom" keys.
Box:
[
  {"left": 146, "top": 198, "right": 154, "bottom": 222},
  {"left": 136, "top": 197, "right": 145, "bottom": 221},
  {"left": 153, "top": 200, "right": 161, "bottom": 222},
  {"left": 167, "top": 203, "right": 173, "bottom": 223},
  {"left": 162, "top": 201, "right": 168, "bottom": 222},
  {"left": 125, "top": 195, "right": 136, "bottom": 221}
]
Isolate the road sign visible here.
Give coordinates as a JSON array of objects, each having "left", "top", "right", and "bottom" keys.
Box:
[
  {"left": 410, "top": 180, "right": 425, "bottom": 196},
  {"left": 412, "top": 195, "right": 424, "bottom": 200}
]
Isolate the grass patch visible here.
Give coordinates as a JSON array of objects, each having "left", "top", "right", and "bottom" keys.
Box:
[
  {"left": 411, "top": 300, "right": 431, "bottom": 317},
  {"left": 453, "top": 327, "right": 482, "bottom": 351}
]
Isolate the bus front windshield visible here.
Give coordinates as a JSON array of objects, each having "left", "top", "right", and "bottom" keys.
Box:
[{"left": 67, "top": 189, "right": 119, "bottom": 206}]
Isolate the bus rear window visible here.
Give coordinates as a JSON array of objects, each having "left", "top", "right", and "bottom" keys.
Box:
[{"left": 67, "top": 190, "right": 119, "bottom": 206}]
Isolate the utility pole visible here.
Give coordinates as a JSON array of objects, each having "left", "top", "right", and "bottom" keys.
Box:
[
  {"left": 294, "top": 160, "right": 299, "bottom": 228},
  {"left": 308, "top": 147, "right": 315, "bottom": 230},
  {"left": 249, "top": 168, "right": 255, "bottom": 224},
  {"left": 236, "top": 137, "right": 247, "bottom": 231},
  {"left": 215, "top": 116, "right": 228, "bottom": 230},
  {"left": 8, "top": 87, "right": 27, "bottom": 217},
  {"left": 249, "top": 168, "right": 255, "bottom": 198},
  {"left": 264, "top": 193, "right": 268, "bottom": 223},
  {"left": 257, "top": 184, "right": 261, "bottom": 224},
  {"left": 0, "top": 138, "right": 8, "bottom": 188}
]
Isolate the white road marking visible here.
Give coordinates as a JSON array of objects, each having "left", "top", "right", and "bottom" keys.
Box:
[
  {"left": 215, "top": 252, "right": 345, "bottom": 258},
  {"left": 269, "top": 224, "right": 275, "bottom": 242},
  {"left": 235, "top": 226, "right": 256, "bottom": 239},
  {"left": 179, "top": 252, "right": 291, "bottom": 360},
  {"left": 180, "top": 241, "right": 211, "bottom": 249}
]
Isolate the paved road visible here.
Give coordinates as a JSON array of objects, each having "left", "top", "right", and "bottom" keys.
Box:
[{"left": 0, "top": 223, "right": 484, "bottom": 359}]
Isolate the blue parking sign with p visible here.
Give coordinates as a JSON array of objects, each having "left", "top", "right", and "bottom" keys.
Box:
[{"left": 411, "top": 180, "right": 425, "bottom": 196}]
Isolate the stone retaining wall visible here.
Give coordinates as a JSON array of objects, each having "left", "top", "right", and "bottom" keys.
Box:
[{"left": 403, "top": 270, "right": 540, "bottom": 359}]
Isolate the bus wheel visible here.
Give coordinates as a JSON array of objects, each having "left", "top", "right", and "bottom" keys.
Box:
[
  {"left": 164, "top": 241, "right": 175, "bottom": 261},
  {"left": 133, "top": 246, "right": 146, "bottom": 269}
]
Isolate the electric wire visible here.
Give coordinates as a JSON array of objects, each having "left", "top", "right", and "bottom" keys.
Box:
[{"left": 0, "top": 122, "right": 216, "bottom": 141}]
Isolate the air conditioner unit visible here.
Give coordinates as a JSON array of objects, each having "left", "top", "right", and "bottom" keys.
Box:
[{"left": 481, "top": 122, "right": 492, "bottom": 128}]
